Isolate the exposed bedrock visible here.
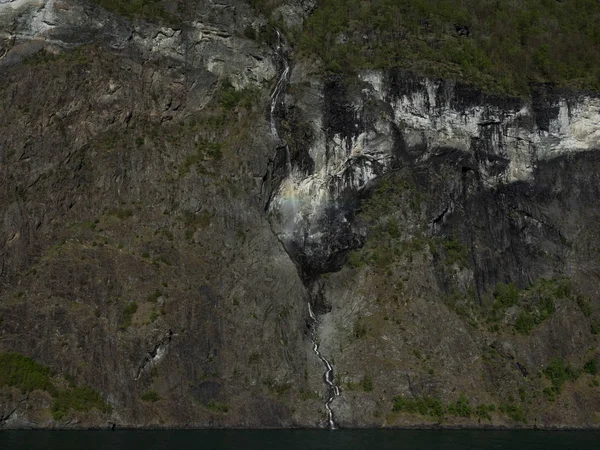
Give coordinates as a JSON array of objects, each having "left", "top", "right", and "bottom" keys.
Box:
[{"left": 266, "top": 64, "right": 600, "bottom": 285}]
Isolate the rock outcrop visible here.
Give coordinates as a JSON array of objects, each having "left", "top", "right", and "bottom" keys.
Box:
[{"left": 268, "top": 67, "right": 600, "bottom": 282}]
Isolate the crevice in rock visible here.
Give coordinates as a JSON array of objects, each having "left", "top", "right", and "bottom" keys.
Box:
[
  {"left": 511, "top": 208, "right": 564, "bottom": 240},
  {"left": 461, "top": 163, "right": 483, "bottom": 304},
  {"left": 0, "top": 394, "right": 28, "bottom": 427},
  {"left": 516, "top": 362, "right": 529, "bottom": 377},
  {"left": 478, "top": 120, "right": 502, "bottom": 127},
  {"left": 431, "top": 204, "right": 450, "bottom": 226},
  {"left": 134, "top": 329, "right": 173, "bottom": 381}
]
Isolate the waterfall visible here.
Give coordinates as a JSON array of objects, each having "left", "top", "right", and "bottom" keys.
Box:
[
  {"left": 269, "top": 30, "right": 341, "bottom": 429},
  {"left": 308, "top": 303, "right": 341, "bottom": 429},
  {"left": 270, "top": 30, "right": 290, "bottom": 139},
  {"left": 269, "top": 30, "right": 293, "bottom": 179}
]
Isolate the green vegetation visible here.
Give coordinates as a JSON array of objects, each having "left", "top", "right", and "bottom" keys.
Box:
[
  {"left": 248, "top": 352, "right": 261, "bottom": 364},
  {"left": 180, "top": 140, "right": 224, "bottom": 175},
  {"left": 584, "top": 359, "right": 598, "bottom": 376},
  {"left": 24, "top": 47, "right": 90, "bottom": 67},
  {"left": 141, "top": 389, "right": 160, "bottom": 402},
  {"left": 493, "top": 283, "right": 520, "bottom": 310},
  {"left": 392, "top": 395, "right": 445, "bottom": 420},
  {"left": 361, "top": 176, "right": 423, "bottom": 221},
  {"left": 0, "top": 352, "right": 54, "bottom": 394},
  {"left": 528, "top": 277, "right": 572, "bottom": 303},
  {"left": 514, "top": 295, "right": 554, "bottom": 335},
  {"left": 346, "top": 173, "right": 437, "bottom": 271},
  {"left": 206, "top": 400, "right": 229, "bottom": 413},
  {"left": 475, "top": 403, "right": 496, "bottom": 421},
  {"left": 171, "top": 84, "right": 256, "bottom": 175},
  {"left": 199, "top": 141, "right": 223, "bottom": 160},
  {"left": 299, "top": 389, "right": 321, "bottom": 401},
  {"left": 447, "top": 394, "right": 472, "bottom": 418},
  {"left": 498, "top": 403, "right": 527, "bottom": 423},
  {"left": 514, "top": 311, "right": 535, "bottom": 335},
  {"left": 299, "top": 0, "right": 600, "bottom": 95},
  {"left": 576, "top": 295, "right": 593, "bottom": 317},
  {"left": 443, "top": 288, "right": 479, "bottom": 327},
  {"left": 352, "top": 319, "right": 368, "bottom": 339},
  {"left": 543, "top": 357, "right": 579, "bottom": 399},
  {"left": 164, "top": 78, "right": 260, "bottom": 178},
  {"left": 361, "top": 375, "right": 374, "bottom": 392},
  {"left": 109, "top": 208, "right": 133, "bottom": 220},
  {"left": 24, "top": 49, "right": 66, "bottom": 66},
  {"left": 263, "top": 377, "right": 292, "bottom": 396},
  {"left": 439, "top": 238, "right": 469, "bottom": 268},
  {"left": 146, "top": 289, "right": 163, "bottom": 303},
  {"left": 247, "top": 0, "right": 285, "bottom": 16},
  {"left": 149, "top": 309, "right": 160, "bottom": 323},
  {"left": 119, "top": 302, "right": 138, "bottom": 330},
  {"left": 490, "top": 278, "right": 575, "bottom": 334},
  {"left": 514, "top": 278, "right": 576, "bottom": 334},
  {"left": 392, "top": 394, "right": 524, "bottom": 423},
  {"left": 218, "top": 82, "right": 258, "bottom": 110},
  {"left": 347, "top": 250, "right": 366, "bottom": 269},
  {"left": 52, "top": 386, "right": 112, "bottom": 421},
  {"left": 0, "top": 352, "right": 111, "bottom": 421},
  {"left": 91, "top": 0, "right": 172, "bottom": 22}
]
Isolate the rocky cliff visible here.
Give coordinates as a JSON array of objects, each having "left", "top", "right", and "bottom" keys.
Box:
[{"left": 1, "top": 0, "right": 599, "bottom": 429}]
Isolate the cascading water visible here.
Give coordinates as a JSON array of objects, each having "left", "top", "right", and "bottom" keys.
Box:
[
  {"left": 270, "top": 31, "right": 290, "bottom": 137},
  {"left": 269, "top": 30, "right": 341, "bottom": 430},
  {"left": 308, "top": 303, "right": 341, "bottom": 429},
  {"left": 269, "top": 31, "right": 293, "bottom": 176}
]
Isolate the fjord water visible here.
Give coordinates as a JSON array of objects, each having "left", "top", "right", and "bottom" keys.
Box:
[{"left": 2, "top": 430, "right": 600, "bottom": 450}]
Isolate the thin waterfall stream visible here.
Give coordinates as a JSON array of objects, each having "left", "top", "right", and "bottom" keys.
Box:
[
  {"left": 269, "top": 30, "right": 341, "bottom": 430},
  {"left": 270, "top": 31, "right": 290, "bottom": 137},
  {"left": 308, "top": 303, "right": 341, "bottom": 429}
]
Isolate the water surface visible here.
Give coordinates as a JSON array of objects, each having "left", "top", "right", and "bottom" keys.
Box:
[{"left": 2, "top": 429, "right": 599, "bottom": 449}]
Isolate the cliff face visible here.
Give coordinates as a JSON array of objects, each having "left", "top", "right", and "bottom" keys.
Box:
[
  {"left": 1, "top": 0, "right": 600, "bottom": 429},
  {"left": 268, "top": 67, "right": 600, "bottom": 280},
  {"left": 267, "top": 63, "right": 600, "bottom": 427},
  {"left": 0, "top": 0, "right": 325, "bottom": 429}
]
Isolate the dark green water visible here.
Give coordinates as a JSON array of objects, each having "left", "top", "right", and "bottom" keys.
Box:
[{"left": 2, "top": 429, "right": 600, "bottom": 449}]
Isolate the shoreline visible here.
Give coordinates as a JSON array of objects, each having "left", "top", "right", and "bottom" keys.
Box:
[{"left": 3, "top": 424, "right": 600, "bottom": 431}]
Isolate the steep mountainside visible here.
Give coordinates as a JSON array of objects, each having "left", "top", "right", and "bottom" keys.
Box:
[{"left": 1, "top": 0, "right": 599, "bottom": 429}]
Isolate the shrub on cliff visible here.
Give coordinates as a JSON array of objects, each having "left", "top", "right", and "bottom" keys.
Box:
[
  {"left": 119, "top": 302, "right": 138, "bottom": 330},
  {"left": 543, "top": 357, "right": 580, "bottom": 397},
  {"left": 52, "top": 386, "right": 112, "bottom": 421},
  {"left": 0, "top": 352, "right": 54, "bottom": 394},
  {"left": 392, "top": 395, "right": 445, "bottom": 419},
  {"left": 141, "top": 389, "right": 161, "bottom": 403},
  {"left": 493, "top": 283, "right": 520, "bottom": 309},
  {"left": 584, "top": 359, "right": 598, "bottom": 376}
]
